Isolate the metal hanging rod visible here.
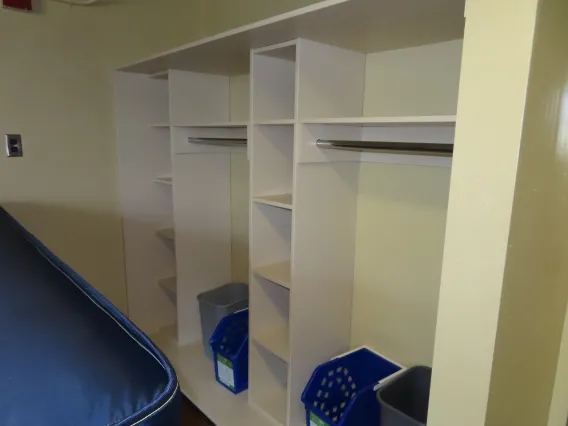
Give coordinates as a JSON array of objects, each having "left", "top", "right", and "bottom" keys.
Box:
[
  {"left": 316, "top": 139, "right": 453, "bottom": 156},
  {"left": 188, "top": 137, "right": 247, "bottom": 147}
]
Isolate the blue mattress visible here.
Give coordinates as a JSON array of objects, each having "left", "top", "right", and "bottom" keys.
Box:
[{"left": 0, "top": 207, "right": 180, "bottom": 426}]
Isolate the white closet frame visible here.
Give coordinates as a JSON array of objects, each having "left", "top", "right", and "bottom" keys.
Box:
[
  {"left": 115, "top": 0, "right": 568, "bottom": 426},
  {"left": 115, "top": 1, "right": 462, "bottom": 425}
]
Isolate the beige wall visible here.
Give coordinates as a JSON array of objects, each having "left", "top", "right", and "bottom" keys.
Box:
[
  {"left": 363, "top": 40, "right": 462, "bottom": 117},
  {"left": 485, "top": 0, "right": 568, "bottom": 423},
  {"left": 0, "top": 0, "right": 203, "bottom": 311},
  {"left": 0, "top": 0, "right": 324, "bottom": 310},
  {"left": 429, "top": 0, "right": 568, "bottom": 424},
  {"left": 351, "top": 163, "right": 451, "bottom": 366}
]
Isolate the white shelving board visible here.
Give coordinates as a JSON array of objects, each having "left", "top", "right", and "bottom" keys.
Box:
[
  {"left": 149, "top": 70, "right": 169, "bottom": 80},
  {"left": 151, "top": 328, "right": 276, "bottom": 426},
  {"left": 253, "top": 262, "right": 291, "bottom": 289},
  {"left": 151, "top": 123, "right": 171, "bottom": 128},
  {"left": 302, "top": 115, "right": 457, "bottom": 126},
  {"left": 156, "top": 228, "right": 175, "bottom": 241},
  {"left": 177, "top": 121, "right": 249, "bottom": 128},
  {"left": 253, "top": 326, "right": 290, "bottom": 363},
  {"left": 158, "top": 276, "right": 177, "bottom": 304},
  {"left": 253, "top": 194, "right": 293, "bottom": 211},
  {"left": 255, "top": 119, "right": 295, "bottom": 126},
  {"left": 153, "top": 176, "right": 173, "bottom": 186}
]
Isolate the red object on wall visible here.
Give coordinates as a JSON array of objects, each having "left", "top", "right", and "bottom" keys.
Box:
[{"left": 2, "top": 0, "right": 33, "bottom": 11}]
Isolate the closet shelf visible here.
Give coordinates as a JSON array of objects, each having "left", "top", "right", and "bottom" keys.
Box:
[
  {"left": 253, "top": 388, "right": 288, "bottom": 426},
  {"left": 150, "top": 123, "right": 171, "bottom": 128},
  {"left": 255, "top": 119, "right": 295, "bottom": 126},
  {"left": 253, "top": 194, "right": 293, "bottom": 210},
  {"left": 156, "top": 228, "right": 175, "bottom": 241},
  {"left": 303, "top": 115, "right": 457, "bottom": 126},
  {"left": 188, "top": 137, "right": 247, "bottom": 147},
  {"left": 253, "top": 262, "right": 291, "bottom": 289},
  {"left": 158, "top": 276, "right": 177, "bottom": 304},
  {"left": 253, "top": 326, "right": 290, "bottom": 363},
  {"left": 177, "top": 121, "right": 248, "bottom": 128},
  {"left": 148, "top": 70, "right": 169, "bottom": 80},
  {"left": 255, "top": 40, "right": 297, "bottom": 60},
  {"left": 153, "top": 175, "right": 173, "bottom": 186}
]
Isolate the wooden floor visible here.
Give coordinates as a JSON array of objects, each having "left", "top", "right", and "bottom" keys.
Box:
[{"left": 182, "top": 397, "right": 214, "bottom": 426}]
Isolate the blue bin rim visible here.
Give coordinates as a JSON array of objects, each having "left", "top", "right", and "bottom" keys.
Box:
[
  {"left": 209, "top": 308, "right": 249, "bottom": 359},
  {"left": 349, "top": 347, "right": 405, "bottom": 390},
  {"left": 301, "top": 346, "right": 406, "bottom": 424},
  {"left": 330, "top": 346, "right": 405, "bottom": 389},
  {"left": 331, "top": 346, "right": 404, "bottom": 366}
]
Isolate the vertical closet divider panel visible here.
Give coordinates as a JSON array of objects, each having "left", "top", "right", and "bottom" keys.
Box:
[
  {"left": 170, "top": 71, "right": 235, "bottom": 345},
  {"left": 249, "top": 42, "right": 298, "bottom": 426},
  {"left": 115, "top": 72, "right": 176, "bottom": 336},
  {"left": 288, "top": 39, "right": 366, "bottom": 426}
]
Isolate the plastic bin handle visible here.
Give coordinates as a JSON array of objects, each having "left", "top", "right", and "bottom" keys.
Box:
[
  {"left": 373, "top": 368, "right": 407, "bottom": 392},
  {"left": 332, "top": 345, "right": 405, "bottom": 368}
]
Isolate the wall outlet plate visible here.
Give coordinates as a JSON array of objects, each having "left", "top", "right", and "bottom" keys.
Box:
[{"left": 5, "top": 134, "right": 23, "bottom": 157}]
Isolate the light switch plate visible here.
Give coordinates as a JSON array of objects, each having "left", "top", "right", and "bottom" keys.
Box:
[{"left": 5, "top": 134, "right": 23, "bottom": 157}]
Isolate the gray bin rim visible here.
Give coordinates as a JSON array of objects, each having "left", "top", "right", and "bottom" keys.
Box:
[
  {"left": 197, "top": 282, "right": 249, "bottom": 307},
  {"left": 377, "top": 365, "right": 432, "bottom": 426}
]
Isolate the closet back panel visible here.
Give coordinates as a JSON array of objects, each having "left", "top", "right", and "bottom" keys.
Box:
[
  {"left": 351, "top": 163, "right": 451, "bottom": 366},
  {"left": 349, "top": 39, "right": 461, "bottom": 366},
  {"left": 363, "top": 39, "right": 463, "bottom": 117},
  {"left": 174, "top": 153, "right": 233, "bottom": 345},
  {"left": 230, "top": 153, "right": 250, "bottom": 283},
  {"left": 230, "top": 74, "right": 251, "bottom": 122}
]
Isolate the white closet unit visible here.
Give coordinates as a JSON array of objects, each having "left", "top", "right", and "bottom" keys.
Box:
[{"left": 115, "top": 1, "right": 469, "bottom": 425}]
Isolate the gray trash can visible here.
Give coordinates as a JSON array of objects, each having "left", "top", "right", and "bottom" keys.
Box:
[
  {"left": 197, "top": 282, "right": 249, "bottom": 360},
  {"left": 377, "top": 366, "right": 432, "bottom": 426}
]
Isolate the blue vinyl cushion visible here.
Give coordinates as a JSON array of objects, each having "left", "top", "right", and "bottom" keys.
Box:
[{"left": 0, "top": 207, "right": 180, "bottom": 426}]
